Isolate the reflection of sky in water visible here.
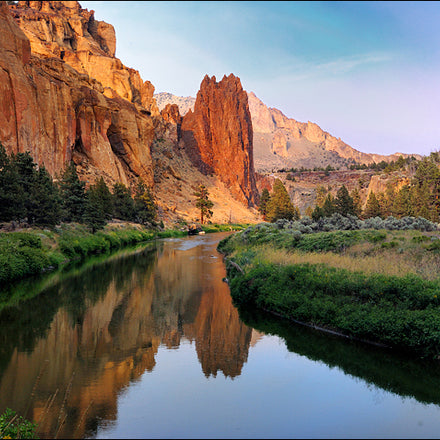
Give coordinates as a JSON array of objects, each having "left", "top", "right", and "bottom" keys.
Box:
[{"left": 96, "top": 333, "right": 440, "bottom": 439}]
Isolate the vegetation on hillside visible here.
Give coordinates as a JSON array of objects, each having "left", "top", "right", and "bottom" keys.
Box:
[{"left": 271, "top": 152, "right": 440, "bottom": 223}]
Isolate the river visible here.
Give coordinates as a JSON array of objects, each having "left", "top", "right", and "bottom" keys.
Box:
[{"left": 1, "top": 232, "right": 440, "bottom": 438}]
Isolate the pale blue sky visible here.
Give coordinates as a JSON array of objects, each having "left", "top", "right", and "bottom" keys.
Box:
[{"left": 81, "top": 1, "right": 440, "bottom": 156}]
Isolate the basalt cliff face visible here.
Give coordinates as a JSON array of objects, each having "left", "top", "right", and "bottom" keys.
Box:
[
  {"left": 0, "top": 0, "right": 157, "bottom": 187},
  {"left": 181, "top": 74, "right": 259, "bottom": 207}
]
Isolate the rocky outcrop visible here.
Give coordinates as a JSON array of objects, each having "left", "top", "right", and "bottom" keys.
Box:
[
  {"left": 160, "top": 103, "right": 182, "bottom": 143},
  {"left": 155, "top": 92, "right": 195, "bottom": 117},
  {"left": 181, "top": 74, "right": 259, "bottom": 207},
  {"left": 159, "top": 90, "right": 421, "bottom": 173},
  {"left": 9, "top": 1, "right": 159, "bottom": 115},
  {"left": 0, "top": 1, "right": 156, "bottom": 187}
]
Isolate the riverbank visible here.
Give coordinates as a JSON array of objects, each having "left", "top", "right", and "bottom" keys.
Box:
[
  {"left": 0, "top": 222, "right": 249, "bottom": 286},
  {"left": 218, "top": 217, "right": 440, "bottom": 359}
]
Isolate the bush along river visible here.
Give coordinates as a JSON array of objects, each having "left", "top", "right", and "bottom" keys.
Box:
[{"left": 2, "top": 232, "right": 440, "bottom": 438}]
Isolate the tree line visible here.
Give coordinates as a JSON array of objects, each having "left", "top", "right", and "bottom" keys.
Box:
[
  {"left": 258, "top": 151, "right": 440, "bottom": 223},
  {"left": 0, "top": 145, "right": 157, "bottom": 231}
]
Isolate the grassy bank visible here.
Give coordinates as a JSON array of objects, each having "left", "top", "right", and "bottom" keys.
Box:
[
  {"left": 0, "top": 224, "right": 159, "bottom": 285},
  {"left": 201, "top": 223, "right": 249, "bottom": 233},
  {"left": 219, "top": 218, "right": 440, "bottom": 359},
  {"left": 0, "top": 222, "right": 245, "bottom": 286}
]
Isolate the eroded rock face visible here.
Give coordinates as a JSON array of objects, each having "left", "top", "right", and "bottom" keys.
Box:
[
  {"left": 0, "top": 2, "right": 155, "bottom": 188},
  {"left": 181, "top": 74, "right": 259, "bottom": 207},
  {"left": 9, "top": 1, "right": 159, "bottom": 115}
]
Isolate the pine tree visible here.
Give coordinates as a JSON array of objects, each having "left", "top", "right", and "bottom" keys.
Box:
[
  {"left": 83, "top": 184, "right": 107, "bottom": 233},
  {"left": 194, "top": 184, "right": 214, "bottom": 224},
  {"left": 258, "top": 188, "right": 271, "bottom": 220},
  {"left": 28, "top": 165, "right": 62, "bottom": 226},
  {"left": 266, "top": 179, "right": 299, "bottom": 222},
  {"left": 414, "top": 181, "right": 432, "bottom": 220},
  {"left": 59, "top": 161, "right": 86, "bottom": 222},
  {"left": 305, "top": 205, "right": 314, "bottom": 218},
  {"left": 112, "top": 182, "right": 135, "bottom": 221},
  {"left": 93, "top": 177, "right": 113, "bottom": 220},
  {"left": 350, "top": 187, "right": 362, "bottom": 218},
  {"left": 12, "top": 151, "right": 37, "bottom": 221},
  {"left": 392, "top": 185, "right": 413, "bottom": 218},
  {"left": 322, "top": 194, "right": 336, "bottom": 217},
  {"left": 315, "top": 185, "right": 328, "bottom": 208},
  {"left": 134, "top": 179, "right": 157, "bottom": 225},
  {"left": 363, "top": 191, "right": 382, "bottom": 218},
  {"left": 334, "top": 185, "right": 354, "bottom": 216},
  {"left": 0, "top": 144, "right": 23, "bottom": 221}
]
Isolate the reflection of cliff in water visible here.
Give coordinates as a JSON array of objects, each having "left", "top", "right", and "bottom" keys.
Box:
[
  {"left": 238, "top": 307, "right": 440, "bottom": 407},
  {"left": 0, "top": 235, "right": 252, "bottom": 439}
]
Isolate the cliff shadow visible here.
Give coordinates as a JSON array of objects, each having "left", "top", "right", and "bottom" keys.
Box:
[{"left": 181, "top": 129, "right": 215, "bottom": 176}]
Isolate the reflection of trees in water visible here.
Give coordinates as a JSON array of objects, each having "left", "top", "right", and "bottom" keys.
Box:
[
  {"left": 238, "top": 307, "right": 440, "bottom": 406},
  {"left": 0, "top": 237, "right": 253, "bottom": 439},
  {"left": 0, "top": 244, "right": 160, "bottom": 438}
]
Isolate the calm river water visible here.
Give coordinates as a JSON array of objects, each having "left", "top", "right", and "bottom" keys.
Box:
[{"left": 2, "top": 232, "right": 440, "bottom": 438}]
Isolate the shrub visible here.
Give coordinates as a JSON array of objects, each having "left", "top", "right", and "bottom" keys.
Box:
[{"left": 0, "top": 408, "right": 38, "bottom": 439}]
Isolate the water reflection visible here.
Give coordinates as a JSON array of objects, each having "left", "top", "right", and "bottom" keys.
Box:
[
  {"left": 0, "top": 234, "right": 252, "bottom": 439},
  {"left": 3, "top": 233, "right": 440, "bottom": 439},
  {"left": 238, "top": 307, "right": 440, "bottom": 406}
]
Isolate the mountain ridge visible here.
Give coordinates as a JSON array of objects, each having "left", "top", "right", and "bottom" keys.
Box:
[{"left": 155, "top": 91, "right": 420, "bottom": 172}]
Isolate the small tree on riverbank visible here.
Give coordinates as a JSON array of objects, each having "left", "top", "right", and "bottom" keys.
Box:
[{"left": 194, "top": 184, "right": 214, "bottom": 224}]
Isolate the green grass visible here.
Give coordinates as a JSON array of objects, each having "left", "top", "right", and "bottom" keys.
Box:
[
  {"left": 201, "top": 223, "right": 249, "bottom": 233},
  {"left": 219, "top": 226, "right": 440, "bottom": 359},
  {"left": 0, "top": 224, "right": 156, "bottom": 285}
]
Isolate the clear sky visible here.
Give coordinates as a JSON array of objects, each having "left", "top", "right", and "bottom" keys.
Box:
[{"left": 81, "top": 1, "right": 440, "bottom": 157}]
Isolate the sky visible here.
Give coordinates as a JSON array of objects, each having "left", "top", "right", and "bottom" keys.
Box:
[{"left": 81, "top": 1, "right": 440, "bottom": 157}]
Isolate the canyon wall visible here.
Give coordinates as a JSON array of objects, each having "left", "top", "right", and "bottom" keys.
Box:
[
  {"left": 0, "top": 1, "right": 157, "bottom": 187},
  {"left": 181, "top": 74, "right": 259, "bottom": 207},
  {"left": 0, "top": 1, "right": 261, "bottom": 221}
]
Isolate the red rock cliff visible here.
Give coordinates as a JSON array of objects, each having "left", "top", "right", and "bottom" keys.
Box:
[
  {"left": 10, "top": 1, "right": 159, "bottom": 114},
  {"left": 181, "top": 74, "right": 259, "bottom": 207},
  {"left": 0, "top": 1, "right": 156, "bottom": 187}
]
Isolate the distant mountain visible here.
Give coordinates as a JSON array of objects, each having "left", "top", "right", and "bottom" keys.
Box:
[
  {"left": 156, "top": 91, "right": 420, "bottom": 173},
  {"left": 155, "top": 92, "right": 195, "bottom": 117}
]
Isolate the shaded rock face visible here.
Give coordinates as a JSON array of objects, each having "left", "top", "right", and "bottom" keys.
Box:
[
  {"left": 0, "top": 1, "right": 155, "bottom": 187},
  {"left": 160, "top": 103, "right": 182, "bottom": 142},
  {"left": 181, "top": 74, "right": 259, "bottom": 207}
]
